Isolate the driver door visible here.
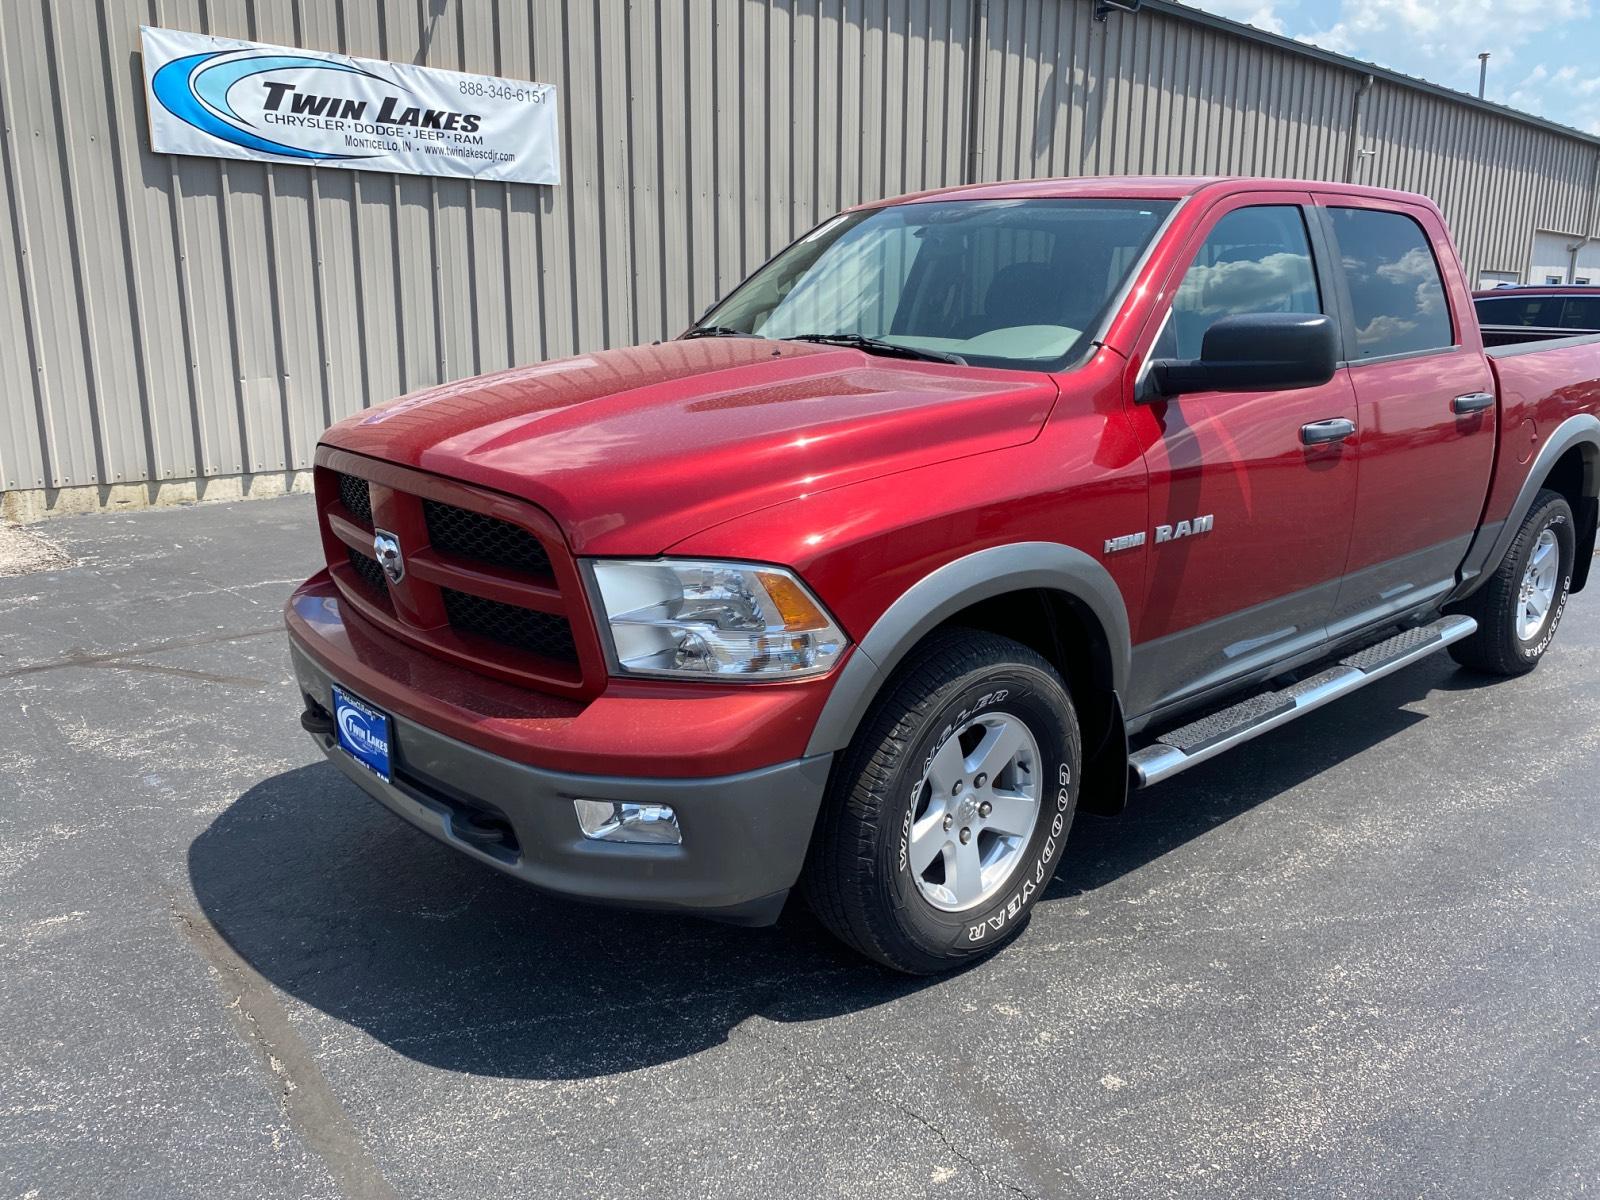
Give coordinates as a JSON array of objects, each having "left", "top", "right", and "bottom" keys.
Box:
[{"left": 1122, "top": 196, "right": 1360, "bottom": 719}]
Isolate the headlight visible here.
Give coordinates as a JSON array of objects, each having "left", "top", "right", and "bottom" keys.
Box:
[{"left": 588, "top": 559, "right": 847, "bottom": 679}]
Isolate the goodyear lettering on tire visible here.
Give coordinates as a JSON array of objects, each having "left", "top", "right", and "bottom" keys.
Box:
[
  {"left": 1521, "top": 513, "right": 1571, "bottom": 662},
  {"left": 966, "top": 761, "right": 1071, "bottom": 944}
]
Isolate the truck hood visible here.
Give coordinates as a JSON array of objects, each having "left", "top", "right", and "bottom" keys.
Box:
[{"left": 322, "top": 338, "right": 1056, "bottom": 554}]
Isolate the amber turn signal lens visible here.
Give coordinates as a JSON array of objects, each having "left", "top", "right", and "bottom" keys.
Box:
[{"left": 755, "top": 570, "right": 832, "bottom": 631}]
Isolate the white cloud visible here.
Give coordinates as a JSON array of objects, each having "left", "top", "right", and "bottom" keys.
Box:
[
  {"left": 1177, "top": 252, "right": 1318, "bottom": 313},
  {"left": 1310, "top": 0, "right": 1587, "bottom": 68},
  {"left": 1189, "top": 0, "right": 1599, "bottom": 131},
  {"left": 1526, "top": 54, "right": 1600, "bottom": 132},
  {"left": 1377, "top": 246, "right": 1436, "bottom": 285},
  {"left": 1356, "top": 314, "right": 1418, "bottom": 349},
  {"left": 1192, "top": 0, "right": 1288, "bottom": 34}
]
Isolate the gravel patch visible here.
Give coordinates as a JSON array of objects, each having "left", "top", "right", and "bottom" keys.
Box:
[{"left": 0, "top": 524, "right": 73, "bottom": 578}]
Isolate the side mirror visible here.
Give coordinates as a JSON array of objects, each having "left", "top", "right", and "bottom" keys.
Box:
[{"left": 1145, "top": 313, "right": 1339, "bottom": 400}]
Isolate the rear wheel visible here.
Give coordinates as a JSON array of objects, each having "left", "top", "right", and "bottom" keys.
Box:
[
  {"left": 1450, "top": 489, "right": 1575, "bottom": 676},
  {"left": 802, "top": 628, "right": 1080, "bottom": 974}
]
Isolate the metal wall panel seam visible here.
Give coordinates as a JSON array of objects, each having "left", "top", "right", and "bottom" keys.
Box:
[
  {"left": 157, "top": 85, "right": 221, "bottom": 480},
  {"left": 0, "top": 11, "right": 48, "bottom": 490},
  {"left": 553, "top": 1, "right": 585, "bottom": 356},
  {"left": 46, "top": 0, "right": 131, "bottom": 486},
  {"left": 103, "top": 0, "right": 191, "bottom": 480},
  {"left": 297, "top": 2, "right": 340, "bottom": 435},
  {"left": 0, "top": 4, "right": 79, "bottom": 487}
]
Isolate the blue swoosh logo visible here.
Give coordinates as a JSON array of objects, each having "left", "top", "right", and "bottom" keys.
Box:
[{"left": 151, "top": 50, "right": 388, "bottom": 161}]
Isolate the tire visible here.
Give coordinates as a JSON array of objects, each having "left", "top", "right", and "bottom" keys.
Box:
[
  {"left": 802, "top": 628, "right": 1080, "bottom": 974},
  {"left": 1449, "top": 488, "right": 1576, "bottom": 676}
]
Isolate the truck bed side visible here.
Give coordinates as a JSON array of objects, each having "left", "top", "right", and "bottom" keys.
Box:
[{"left": 1467, "top": 335, "right": 1600, "bottom": 589}]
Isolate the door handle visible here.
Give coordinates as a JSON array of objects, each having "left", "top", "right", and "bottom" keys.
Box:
[
  {"left": 1452, "top": 391, "right": 1496, "bottom": 414},
  {"left": 1301, "top": 418, "right": 1356, "bottom": 446}
]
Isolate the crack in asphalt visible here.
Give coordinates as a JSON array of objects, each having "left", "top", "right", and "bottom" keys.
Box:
[
  {"left": 0, "top": 626, "right": 280, "bottom": 683},
  {"left": 892, "top": 1098, "right": 1045, "bottom": 1200},
  {"left": 171, "top": 900, "right": 400, "bottom": 1200},
  {"left": 740, "top": 1021, "right": 1049, "bottom": 1200}
]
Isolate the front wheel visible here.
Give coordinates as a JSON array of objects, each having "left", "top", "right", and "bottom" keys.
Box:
[
  {"left": 1450, "top": 488, "right": 1576, "bottom": 676},
  {"left": 802, "top": 629, "right": 1080, "bottom": 974}
]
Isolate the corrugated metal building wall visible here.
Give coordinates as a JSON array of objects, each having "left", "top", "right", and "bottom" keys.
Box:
[{"left": 3, "top": 0, "right": 1598, "bottom": 516}]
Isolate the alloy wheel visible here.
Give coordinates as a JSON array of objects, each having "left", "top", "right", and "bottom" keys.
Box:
[
  {"left": 907, "top": 713, "right": 1042, "bottom": 912},
  {"left": 1516, "top": 527, "right": 1560, "bottom": 641}
]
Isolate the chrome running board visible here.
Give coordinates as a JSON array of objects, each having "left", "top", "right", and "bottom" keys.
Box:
[{"left": 1129, "top": 615, "right": 1478, "bottom": 789}]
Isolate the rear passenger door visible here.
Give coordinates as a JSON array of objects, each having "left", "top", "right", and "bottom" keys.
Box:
[{"left": 1315, "top": 199, "right": 1497, "bottom": 638}]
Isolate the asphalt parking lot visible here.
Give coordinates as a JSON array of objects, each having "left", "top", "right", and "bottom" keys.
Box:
[{"left": 2, "top": 494, "right": 1596, "bottom": 1199}]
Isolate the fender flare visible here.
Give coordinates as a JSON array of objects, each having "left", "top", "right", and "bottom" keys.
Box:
[
  {"left": 1457, "top": 413, "right": 1600, "bottom": 597},
  {"left": 804, "top": 542, "right": 1132, "bottom": 757}
]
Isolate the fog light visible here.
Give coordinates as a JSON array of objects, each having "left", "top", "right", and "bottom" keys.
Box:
[{"left": 573, "top": 799, "right": 682, "bottom": 845}]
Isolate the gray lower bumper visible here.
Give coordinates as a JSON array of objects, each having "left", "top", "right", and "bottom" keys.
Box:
[{"left": 291, "top": 644, "right": 832, "bottom": 925}]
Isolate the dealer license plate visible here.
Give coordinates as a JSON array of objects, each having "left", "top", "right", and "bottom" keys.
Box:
[{"left": 332, "top": 685, "right": 392, "bottom": 783}]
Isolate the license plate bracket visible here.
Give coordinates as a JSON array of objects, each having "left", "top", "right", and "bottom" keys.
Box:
[{"left": 332, "top": 685, "right": 392, "bottom": 783}]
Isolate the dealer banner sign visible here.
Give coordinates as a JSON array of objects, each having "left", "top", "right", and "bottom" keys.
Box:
[{"left": 140, "top": 26, "right": 560, "bottom": 186}]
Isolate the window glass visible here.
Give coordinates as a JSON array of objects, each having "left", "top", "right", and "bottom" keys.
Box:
[
  {"left": 1475, "top": 296, "right": 1563, "bottom": 327},
  {"left": 699, "top": 199, "right": 1174, "bottom": 371},
  {"left": 1560, "top": 298, "right": 1600, "bottom": 330},
  {"left": 1154, "top": 206, "right": 1322, "bottom": 360},
  {"left": 748, "top": 221, "right": 922, "bottom": 339},
  {"left": 1330, "top": 208, "right": 1454, "bottom": 358}
]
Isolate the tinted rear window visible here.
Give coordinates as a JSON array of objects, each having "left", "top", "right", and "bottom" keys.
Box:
[
  {"left": 1330, "top": 208, "right": 1454, "bottom": 359},
  {"left": 1560, "top": 297, "right": 1600, "bottom": 330},
  {"left": 1475, "top": 296, "right": 1563, "bottom": 327}
]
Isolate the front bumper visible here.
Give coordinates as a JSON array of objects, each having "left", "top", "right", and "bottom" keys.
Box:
[{"left": 290, "top": 640, "right": 832, "bottom": 926}]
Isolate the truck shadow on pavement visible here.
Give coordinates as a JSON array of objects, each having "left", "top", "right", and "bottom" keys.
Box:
[{"left": 188, "top": 659, "right": 1481, "bottom": 1081}]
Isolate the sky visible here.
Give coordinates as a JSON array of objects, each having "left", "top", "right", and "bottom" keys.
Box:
[{"left": 1185, "top": 0, "right": 1600, "bottom": 134}]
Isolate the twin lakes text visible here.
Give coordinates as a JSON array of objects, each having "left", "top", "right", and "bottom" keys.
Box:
[{"left": 259, "top": 81, "right": 511, "bottom": 160}]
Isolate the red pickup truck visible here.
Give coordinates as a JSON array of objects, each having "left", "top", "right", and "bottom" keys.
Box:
[{"left": 287, "top": 176, "right": 1600, "bottom": 973}]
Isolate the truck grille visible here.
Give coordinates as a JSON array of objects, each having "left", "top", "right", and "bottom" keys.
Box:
[
  {"left": 337, "top": 473, "right": 373, "bottom": 524},
  {"left": 442, "top": 589, "right": 577, "bottom": 662},
  {"left": 346, "top": 546, "right": 389, "bottom": 596},
  {"left": 423, "top": 500, "right": 552, "bottom": 576},
  {"left": 315, "top": 450, "right": 600, "bottom": 697}
]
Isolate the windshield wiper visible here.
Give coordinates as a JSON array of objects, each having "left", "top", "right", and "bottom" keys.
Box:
[
  {"left": 683, "top": 324, "right": 761, "bottom": 339},
  {"left": 784, "top": 333, "right": 966, "bottom": 365}
]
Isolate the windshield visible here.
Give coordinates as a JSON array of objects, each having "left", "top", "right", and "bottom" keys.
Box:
[{"left": 695, "top": 198, "right": 1175, "bottom": 371}]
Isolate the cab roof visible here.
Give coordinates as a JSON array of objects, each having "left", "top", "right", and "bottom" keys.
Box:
[{"left": 859, "top": 175, "right": 1437, "bottom": 211}]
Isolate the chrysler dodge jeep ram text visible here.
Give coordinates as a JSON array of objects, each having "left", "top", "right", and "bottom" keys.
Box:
[{"left": 287, "top": 177, "right": 1600, "bottom": 973}]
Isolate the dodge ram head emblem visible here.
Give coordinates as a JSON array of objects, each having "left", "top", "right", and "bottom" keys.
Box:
[{"left": 373, "top": 530, "right": 405, "bottom": 585}]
